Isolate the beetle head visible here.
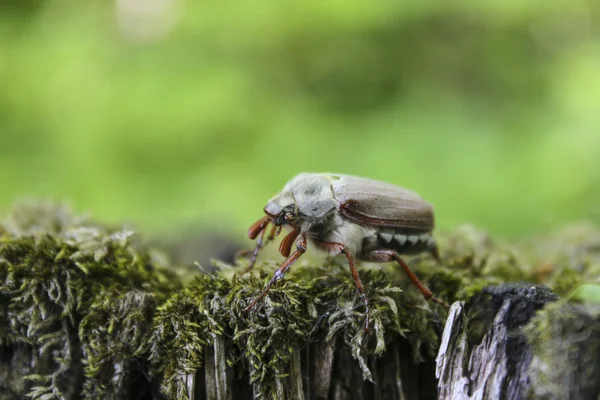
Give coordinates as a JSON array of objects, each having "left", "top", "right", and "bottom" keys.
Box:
[
  {"left": 263, "top": 175, "right": 337, "bottom": 227},
  {"left": 248, "top": 173, "right": 337, "bottom": 240},
  {"left": 264, "top": 193, "right": 298, "bottom": 227},
  {"left": 247, "top": 193, "right": 297, "bottom": 240}
]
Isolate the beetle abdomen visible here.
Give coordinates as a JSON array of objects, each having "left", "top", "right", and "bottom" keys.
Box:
[{"left": 361, "top": 228, "right": 433, "bottom": 256}]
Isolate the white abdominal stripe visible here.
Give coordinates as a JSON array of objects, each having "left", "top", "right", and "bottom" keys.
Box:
[{"left": 377, "top": 230, "right": 433, "bottom": 249}]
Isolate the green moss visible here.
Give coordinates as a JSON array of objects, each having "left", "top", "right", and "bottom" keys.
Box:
[
  {"left": 79, "top": 289, "right": 160, "bottom": 398},
  {"left": 0, "top": 202, "right": 179, "bottom": 399},
  {"left": 1, "top": 202, "right": 599, "bottom": 399},
  {"left": 420, "top": 225, "right": 528, "bottom": 302},
  {"left": 521, "top": 222, "right": 600, "bottom": 296},
  {"left": 569, "top": 283, "right": 600, "bottom": 304},
  {"left": 148, "top": 260, "right": 444, "bottom": 399},
  {"left": 139, "top": 222, "right": 575, "bottom": 399},
  {"left": 524, "top": 301, "right": 600, "bottom": 399}
]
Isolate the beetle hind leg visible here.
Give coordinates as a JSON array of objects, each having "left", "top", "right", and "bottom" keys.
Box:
[
  {"left": 428, "top": 239, "right": 441, "bottom": 262},
  {"left": 361, "top": 249, "right": 449, "bottom": 309}
]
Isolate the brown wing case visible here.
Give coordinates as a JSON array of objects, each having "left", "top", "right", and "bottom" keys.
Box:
[{"left": 331, "top": 175, "right": 434, "bottom": 230}]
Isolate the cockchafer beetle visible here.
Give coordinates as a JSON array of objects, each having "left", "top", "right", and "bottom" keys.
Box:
[{"left": 243, "top": 173, "right": 448, "bottom": 330}]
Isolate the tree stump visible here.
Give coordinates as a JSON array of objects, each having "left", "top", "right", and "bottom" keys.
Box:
[
  {"left": 435, "top": 284, "right": 558, "bottom": 400},
  {"left": 1, "top": 202, "right": 600, "bottom": 399}
]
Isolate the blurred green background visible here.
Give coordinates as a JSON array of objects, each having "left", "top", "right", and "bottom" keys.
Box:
[{"left": 1, "top": 0, "right": 600, "bottom": 244}]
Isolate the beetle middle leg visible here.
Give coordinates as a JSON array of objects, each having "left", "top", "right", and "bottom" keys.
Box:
[
  {"left": 343, "top": 247, "right": 370, "bottom": 332},
  {"left": 314, "top": 241, "right": 370, "bottom": 331},
  {"left": 243, "top": 234, "right": 308, "bottom": 312},
  {"left": 361, "top": 249, "right": 449, "bottom": 309}
]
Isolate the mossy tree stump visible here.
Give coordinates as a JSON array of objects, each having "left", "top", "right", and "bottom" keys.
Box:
[{"left": 0, "top": 203, "right": 599, "bottom": 399}]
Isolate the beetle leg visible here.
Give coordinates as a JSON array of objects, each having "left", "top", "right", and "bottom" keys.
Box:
[
  {"left": 248, "top": 215, "right": 270, "bottom": 240},
  {"left": 342, "top": 247, "right": 370, "bottom": 332},
  {"left": 313, "top": 241, "right": 370, "bottom": 331},
  {"left": 361, "top": 250, "right": 449, "bottom": 309},
  {"left": 239, "top": 224, "right": 281, "bottom": 260},
  {"left": 279, "top": 227, "right": 301, "bottom": 257},
  {"left": 244, "top": 234, "right": 307, "bottom": 313},
  {"left": 267, "top": 224, "right": 279, "bottom": 241},
  {"left": 429, "top": 239, "right": 441, "bottom": 262},
  {"left": 241, "top": 218, "right": 282, "bottom": 273}
]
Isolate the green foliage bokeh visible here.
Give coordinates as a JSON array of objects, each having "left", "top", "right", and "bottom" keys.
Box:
[{"left": 1, "top": 0, "right": 600, "bottom": 239}]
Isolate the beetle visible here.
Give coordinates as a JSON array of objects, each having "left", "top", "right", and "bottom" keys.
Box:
[{"left": 243, "top": 173, "right": 448, "bottom": 330}]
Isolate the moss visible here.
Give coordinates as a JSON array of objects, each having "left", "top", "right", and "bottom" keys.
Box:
[
  {"left": 79, "top": 289, "right": 160, "bottom": 398},
  {"left": 1, "top": 202, "right": 599, "bottom": 399},
  {"left": 570, "top": 283, "right": 600, "bottom": 304},
  {"left": 525, "top": 301, "right": 600, "bottom": 399},
  {"left": 522, "top": 222, "right": 600, "bottom": 296},
  {"left": 0, "top": 201, "right": 454, "bottom": 399},
  {"left": 422, "top": 225, "right": 529, "bottom": 302},
  {"left": 0, "top": 202, "right": 180, "bottom": 399},
  {"left": 148, "top": 259, "right": 444, "bottom": 399}
]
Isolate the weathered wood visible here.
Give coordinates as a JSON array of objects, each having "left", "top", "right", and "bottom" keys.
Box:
[
  {"left": 213, "top": 336, "right": 232, "bottom": 400},
  {"left": 435, "top": 283, "right": 558, "bottom": 400},
  {"left": 289, "top": 346, "right": 305, "bottom": 400},
  {"left": 313, "top": 340, "right": 335, "bottom": 400}
]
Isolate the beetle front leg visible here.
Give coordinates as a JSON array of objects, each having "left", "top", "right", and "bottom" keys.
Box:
[
  {"left": 243, "top": 234, "right": 307, "bottom": 312},
  {"left": 362, "top": 250, "right": 449, "bottom": 309},
  {"left": 239, "top": 225, "right": 268, "bottom": 274}
]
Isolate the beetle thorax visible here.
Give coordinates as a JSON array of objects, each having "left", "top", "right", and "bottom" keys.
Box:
[
  {"left": 286, "top": 174, "right": 337, "bottom": 219},
  {"left": 266, "top": 174, "right": 337, "bottom": 225}
]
